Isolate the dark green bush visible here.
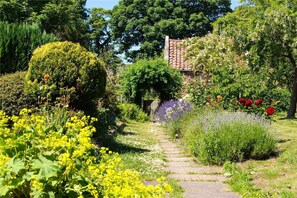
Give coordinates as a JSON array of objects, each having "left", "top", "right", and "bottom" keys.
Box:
[
  {"left": 120, "top": 59, "right": 183, "bottom": 106},
  {"left": 118, "top": 103, "right": 149, "bottom": 122},
  {"left": 0, "top": 22, "right": 58, "bottom": 74},
  {"left": 168, "top": 110, "right": 276, "bottom": 165},
  {"left": 0, "top": 72, "right": 37, "bottom": 115},
  {"left": 26, "top": 41, "right": 107, "bottom": 108}
]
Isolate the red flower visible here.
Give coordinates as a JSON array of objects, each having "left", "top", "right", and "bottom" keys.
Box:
[
  {"left": 238, "top": 98, "right": 246, "bottom": 104},
  {"left": 255, "top": 99, "right": 263, "bottom": 106},
  {"left": 44, "top": 74, "right": 50, "bottom": 80},
  {"left": 266, "top": 107, "right": 275, "bottom": 115},
  {"left": 245, "top": 99, "right": 253, "bottom": 107}
]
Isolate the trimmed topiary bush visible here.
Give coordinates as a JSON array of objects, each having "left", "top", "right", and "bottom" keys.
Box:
[
  {"left": 0, "top": 22, "right": 58, "bottom": 74},
  {"left": 26, "top": 41, "right": 107, "bottom": 108},
  {"left": 0, "top": 72, "right": 37, "bottom": 115}
]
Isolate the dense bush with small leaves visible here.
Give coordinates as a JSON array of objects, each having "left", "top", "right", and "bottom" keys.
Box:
[
  {"left": 118, "top": 103, "right": 149, "bottom": 122},
  {"left": 25, "top": 41, "right": 106, "bottom": 108},
  {"left": 0, "top": 22, "right": 58, "bottom": 74},
  {"left": 0, "top": 72, "right": 37, "bottom": 115},
  {"left": 0, "top": 109, "right": 171, "bottom": 197}
]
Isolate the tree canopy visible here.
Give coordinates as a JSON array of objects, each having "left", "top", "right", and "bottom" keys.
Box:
[
  {"left": 0, "top": 0, "right": 88, "bottom": 46},
  {"left": 213, "top": 0, "right": 297, "bottom": 117},
  {"left": 111, "top": 0, "right": 231, "bottom": 61}
]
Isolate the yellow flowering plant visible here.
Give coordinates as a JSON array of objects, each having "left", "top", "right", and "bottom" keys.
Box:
[{"left": 0, "top": 109, "right": 171, "bottom": 197}]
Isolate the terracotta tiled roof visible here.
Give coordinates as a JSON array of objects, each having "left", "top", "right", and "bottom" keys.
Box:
[{"left": 167, "top": 39, "right": 192, "bottom": 71}]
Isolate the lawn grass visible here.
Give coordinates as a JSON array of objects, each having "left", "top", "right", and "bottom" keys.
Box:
[
  {"left": 105, "top": 120, "right": 183, "bottom": 197},
  {"left": 231, "top": 113, "right": 297, "bottom": 197}
]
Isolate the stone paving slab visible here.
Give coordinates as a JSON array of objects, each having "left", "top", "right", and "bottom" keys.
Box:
[
  {"left": 162, "top": 148, "right": 184, "bottom": 153},
  {"left": 166, "top": 157, "right": 194, "bottom": 162},
  {"left": 165, "top": 166, "right": 222, "bottom": 174},
  {"left": 168, "top": 174, "right": 226, "bottom": 182},
  {"left": 180, "top": 182, "right": 240, "bottom": 198},
  {"left": 166, "top": 161, "right": 197, "bottom": 167},
  {"left": 165, "top": 153, "right": 185, "bottom": 158}
]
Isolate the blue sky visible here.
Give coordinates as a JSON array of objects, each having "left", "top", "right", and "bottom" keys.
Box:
[{"left": 86, "top": 0, "right": 241, "bottom": 10}]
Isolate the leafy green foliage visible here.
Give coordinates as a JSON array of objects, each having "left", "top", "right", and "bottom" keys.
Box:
[
  {"left": 186, "top": 78, "right": 210, "bottom": 108},
  {"left": 0, "top": 72, "right": 37, "bottom": 115},
  {"left": 118, "top": 103, "right": 149, "bottom": 122},
  {"left": 0, "top": 109, "right": 172, "bottom": 197},
  {"left": 167, "top": 109, "right": 276, "bottom": 165},
  {"left": 88, "top": 8, "right": 112, "bottom": 54},
  {"left": 26, "top": 41, "right": 107, "bottom": 108},
  {"left": 0, "top": 0, "right": 88, "bottom": 46},
  {"left": 31, "top": 155, "right": 60, "bottom": 180},
  {"left": 184, "top": 34, "right": 290, "bottom": 111},
  {"left": 120, "top": 59, "right": 182, "bottom": 105},
  {"left": 6, "top": 157, "right": 25, "bottom": 175},
  {"left": 213, "top": 0, "right": 297, "bottom": 117},
  {"left": 0, "top": 22, "right": 58, "bottom": 74},
  {"left": 111, "top": 0, "right": 231, "bottom": 60}
]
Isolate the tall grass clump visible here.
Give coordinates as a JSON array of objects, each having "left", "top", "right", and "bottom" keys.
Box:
[{"left": 168, "top": 109, "right": 276, "bottom": 165}]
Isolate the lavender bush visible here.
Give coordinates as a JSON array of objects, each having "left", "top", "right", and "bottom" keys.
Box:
[
  {"left": 168, "top": 109, "right": 276, "bottom": 165},
  {"left": 154, "top": 100, "right": 193, "bottom": 123},
  {"left": 193, "top": 111, "right": 271, "bottom": 133}
]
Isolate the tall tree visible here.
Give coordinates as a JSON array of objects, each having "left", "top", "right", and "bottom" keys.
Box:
[
  {"left": 0, "top": 0, "right": 88, "bottom": 46},
  {"left": 87, "top": 8, "right": 122, "bottom": 75},
  {"left": 88, "top": 8, "right": 112, "bottom": 53},
  {"left": 213, "top": 0, "right": 297, "bottom": 117},
  {"left": 111, "top": 0, "right": 231, "bottom": 61}
]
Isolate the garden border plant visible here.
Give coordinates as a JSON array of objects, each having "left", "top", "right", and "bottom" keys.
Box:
[
  {"left": 162, "top": 107, "right": 276, "bottom": 165},
  {"left": 0, "top": 109, "right": 172, "bottom": 197}
]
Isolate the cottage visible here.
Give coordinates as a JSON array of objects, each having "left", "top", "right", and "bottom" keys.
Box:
[{"left": 164, "top": 36, "right": 194, "bottom": 79}]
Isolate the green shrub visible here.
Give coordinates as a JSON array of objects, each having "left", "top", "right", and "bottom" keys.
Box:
[
  {"left": 0, "top": 22, "right": 58, "bottom": 74},
  {"left": 118, "top": 103, "right": 149, "bottom": 122},
  {"left": 26, "top": 41, "right": 106, "bottom": 108},
  {"left": 0, "top": 72, "right": 37, "bottom": 115},
  {"left": 168, "top": 110, "right": 276, "bottom": 165},
  {"left": 120, "top": 59, "right": 183, "bottom": 106},
  {"left": 0, "top": 109, "right": 172, "bottom": 197},
  {"left": 168, "top": 109, "right": 202, "bottom": 139}
]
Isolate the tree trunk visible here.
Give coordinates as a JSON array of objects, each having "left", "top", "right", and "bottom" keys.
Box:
[
  {"left": 287, "top": 79, "right": 297, "bottom": 118},
  {"left": 287, "top": 52, "right": 297, "bottom": 118}
]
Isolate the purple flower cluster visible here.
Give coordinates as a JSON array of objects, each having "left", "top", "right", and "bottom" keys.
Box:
[
  {"left": 154, "top": 100, "right": 193, "bottom": 123},
  {"left": 192, "top": 111, "right": 271, "bottom": 133}
]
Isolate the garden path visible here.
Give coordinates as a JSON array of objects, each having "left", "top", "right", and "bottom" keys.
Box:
[{"left": 151, "top": 123, "right": 241, "bottom": 198}]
